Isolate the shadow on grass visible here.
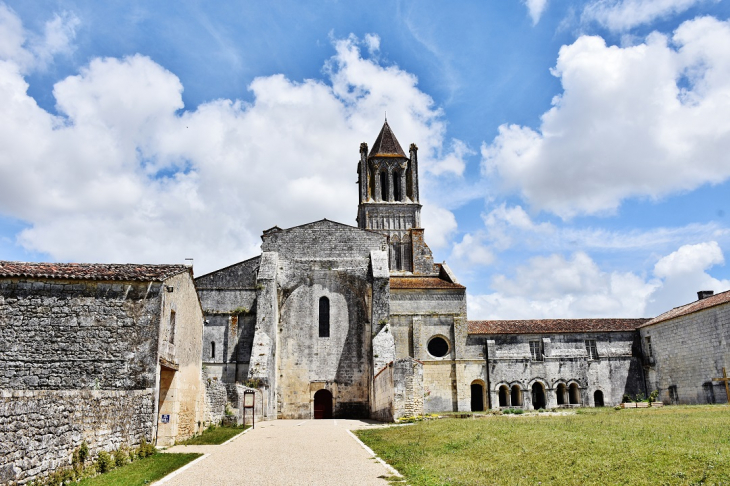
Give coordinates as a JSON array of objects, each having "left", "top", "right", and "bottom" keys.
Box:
[{"left": 178, "top": 424, "right": 250, "bottom": 445}]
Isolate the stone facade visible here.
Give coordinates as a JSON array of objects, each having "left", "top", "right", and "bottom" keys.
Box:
[
  {"left": 640, "top": 291, "right": 730, "bottom": 405},
  {"left": 0, "top": 263, "right": 205, "bottom": 483}
]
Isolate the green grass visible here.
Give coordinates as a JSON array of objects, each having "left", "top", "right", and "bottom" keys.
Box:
[
  {"left": 356, "top": 405, "right": 730, "bottom": 486},
  {"left": 177, "top": 424, "right": 249, "bottom": 445},
  {"left": 76, "top": 453, "right": 201, "bottom": 486}
]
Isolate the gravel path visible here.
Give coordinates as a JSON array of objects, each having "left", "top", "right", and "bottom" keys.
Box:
[{"left": 159, "top": 420, "right": 395, "bottom": 486}]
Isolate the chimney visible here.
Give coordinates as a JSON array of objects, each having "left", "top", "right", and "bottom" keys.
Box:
[{"left": 697, "top": 290, "right": 714, "bottom": 300}]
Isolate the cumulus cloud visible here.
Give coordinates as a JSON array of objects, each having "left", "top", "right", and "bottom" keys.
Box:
[
  {"left": 582, "top": 0, "right": 716, "bottom": 31},
  {"left": 524, "top": 0, "right": 549, "bottom": 25},
  {"left": 0, "top": 10, "right": 463, "bottom": 274},
  {"left": 467, "top": 241, "right": 729, "bottom": 320},
  {"left": 482, "top": 16, "right": 730, "bottom": 219}
]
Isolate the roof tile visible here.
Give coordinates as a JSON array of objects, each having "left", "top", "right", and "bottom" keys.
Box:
[
  {"left": 369, "top": 120, "right": 407, "bottom": 158},
  {"left": 468, "top": 318, "right": 648, "bottom": 334},
  {"left": 0, "top": 261, "right": 190, "bottom": 282},
  {"left": 640, "top": 289, "right": 730, "bottom": 327},
  {"left": 390, "top": 277, "right": 465, "bottom": 290}
]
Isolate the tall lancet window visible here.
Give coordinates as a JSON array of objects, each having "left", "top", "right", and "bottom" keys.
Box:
[
  {"left": 393, "top": 171, "right": 402, "bottom": 201},
  {"left": 380, "top": 170, "right": 388, "bottom": 201},
  {"left": 319, "top": 296, "right": 330, "bottom": 338}
]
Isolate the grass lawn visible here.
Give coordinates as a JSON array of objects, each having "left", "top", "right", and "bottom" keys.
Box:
[
  {"left": 76, "top": 453, "right": 201, "bottom": 486},
  {"left": 356, "top": 405, "right": 730, "bottom": 486},
  {"left": 178, "top": 424, "right": 249, "bottom": 445}
]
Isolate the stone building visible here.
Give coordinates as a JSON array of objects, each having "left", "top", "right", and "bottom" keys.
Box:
[
  {"left": 0, "top": 262, "right": 205, "bottom": 484},
  {"left": 639, "top": 290, "right": 730, "bottom": 405},
  {"left": 468, "top": 319, "right": 648, "bottom": 409}
]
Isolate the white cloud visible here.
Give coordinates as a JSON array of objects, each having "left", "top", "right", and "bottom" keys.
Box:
[
  {"left": 452, "top": 234, "right": 495, "bottom": 266},
  {"left": 467, "top": 241, "right": 729, "bottom": 320},
  {"left": 0, "top": 4, "right": 78, "bottom": 73},
  {"left": 582, "top": 0, "right": 716, "bottom": 32},
  {"left": 469, "top": 251, "right": 658, "bottom": 319},
  {"left": 0, "top": 11, "right": 459, "bottom": 274},
  {"left": 524, "top": 0, "right": 549, "bottom": 25},
  {"left": 482, "top": 16, "right": 730, "bottom": 219}
]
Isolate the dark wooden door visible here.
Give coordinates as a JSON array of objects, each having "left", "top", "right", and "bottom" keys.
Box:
[{"left": 313, "top": 389, "right": 333, "bottom": 419}]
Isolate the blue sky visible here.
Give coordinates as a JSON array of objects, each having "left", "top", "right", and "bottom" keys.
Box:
[{"left": 1, "top": 0, "right": 729, "bottom": 318}]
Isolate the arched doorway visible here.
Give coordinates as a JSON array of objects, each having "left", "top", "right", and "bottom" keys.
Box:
[
  {"left": 594, "top": 390, "right": 604, "bottom": 407},
  {"left": 511, "top": 385, "right": 523, "bottom": 407},
  {"left": 556, "top": 383, "right": 567, "bottom": 405},
  {"left": 471, "top": 382, "right": 485, "bottom": 411},
  {"left": 569, "top": 383, "right": 581, "bottom": 405},
  {"left": 532, "top": 382, "right": 546, "bottom": 410},
  {"left": 498, "top": 385, "right": 510, "bottom": 407},
  {"left": 313, "top": 389, "right": 333, "bottom": 419}
]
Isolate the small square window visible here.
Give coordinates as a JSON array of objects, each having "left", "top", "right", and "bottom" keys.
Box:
[
  {"left": 585, "top": 339, "right": 598, "bottom": 360},
  {"left": 529, "top": 340, "right": 543, "bottom": 361}
]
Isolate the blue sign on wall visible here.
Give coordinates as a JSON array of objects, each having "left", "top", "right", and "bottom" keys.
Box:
[{"left": 161, "top": 414, "right": 170, "bottom": 424}]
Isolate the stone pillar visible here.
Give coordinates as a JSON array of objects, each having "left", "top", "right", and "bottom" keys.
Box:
[{"left": 409, "top": 143, "right": 419, "bottom": 203}]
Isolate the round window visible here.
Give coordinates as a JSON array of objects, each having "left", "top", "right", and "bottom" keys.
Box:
[{"left": 427, "top": 336, "right": 449, "bottom": 358}]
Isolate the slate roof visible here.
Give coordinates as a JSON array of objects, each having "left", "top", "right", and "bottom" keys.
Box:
[
  {"left": 0, "top": 261, "right": 191, "bottom": 282},
  {"left": 390, "top": 277, "right": 465, "bottom": 290},
  {"left": 369, "top": 120, "right": 407, "bottom": 158},
  {"left": 639, "top": 289, "right": 730, "bottom": 328},
  {"left": 468, "top": 318, "right": 648, "bottom": 335}
]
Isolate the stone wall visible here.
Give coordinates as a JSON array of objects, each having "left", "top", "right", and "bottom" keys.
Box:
[
  {"left": 640, "top": 301, "right": 730, "bottom": 404},
  {"left": 484, "top": 331, "right": 643, "bottom": 409},
  {"left": 203, "top": 374, "right": 227, "bottom": 426},
  {"left": 392, "top": 358, "right": 423, "bottom": 419},
  {"left": 0, "top": 389, "right": 154, "bottom": 485},
  {"left": 371, "top": 363, "right": 394, "bottom": 422},
  {"left": 0, "top": 279, "right": 162, "bottom": 390}
]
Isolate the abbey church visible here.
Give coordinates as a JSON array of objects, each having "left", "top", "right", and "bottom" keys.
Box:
[{"left": 194, "top": 120, "right": 730, "bottom": 420}]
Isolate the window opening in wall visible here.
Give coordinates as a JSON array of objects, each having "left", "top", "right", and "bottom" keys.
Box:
[
  {"left": 211, "top": 341, "right": 215, "bottom": 359},
  {"left": 594, "top": 390, "right": 604, "bottom": 407},
  {"left": 556, "top": 383, "right": 566, "bottom": 405},
  {"left": 427, "top": 336, "right": 449, "bottom": 358},
  {"left": 471, "top": 382, "right": 484, "bottom": 412},
  {"left": 645, "top": 336, "right": 653, "bottom": 357},
  {"left": 569, "top": 383, "right": 581, "bottom": 405},
  {"left": 319, "top": 297, "right": 330, "bottom": 338},
  {"left": 532, "top": 382, "right": 546, "bottom": 409},
  {"left": 529, "top": 340, "right": 543, "bottom": 361},
  {"left": 169, "top": 310, "right": 176, "bottom": 344},
  {"left": 668, "top": 385, "right": 679, "bottom": 404},
  {"left": 380, "top": 170, "right": 388, "bottom": 201},
  {"left": 393, "top": 171, "right": 402, "bottom": 201},
  {"left": 511, "top": 385, "right": 522, "bottom": 406},
  {"left": 702, "top": 382, "right": 716, "bottom": 404},
  {"left": 498, "top": 385, "right": 510, "bottom": 407},
  {"left": 585, "top": 339, "right": 598, "bottom": 360},
  {"left": 394, "top": 243, "right": 402, "bottom": 270}
]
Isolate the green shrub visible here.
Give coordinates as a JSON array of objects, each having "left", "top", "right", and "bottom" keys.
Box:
[
  {"left": 114, "top": 448, "right": 129, "bottom": 467},
  {"left": 96, "top": 450, "right": 113, "bottom": 473},
  {"left": 136, "top": 437, "right": 156, "bottom": 458}
]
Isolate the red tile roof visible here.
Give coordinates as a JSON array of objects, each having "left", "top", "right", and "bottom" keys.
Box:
[
  {"left": 369, "top": 120, "right": 407, "bottom": 158},
  {"left": 0, "top": 261, "right": 190, "bottom": 282},
  {"left": 639, "top": 289, "right": 730, "bottom": 328},
  {"left": 468, "top": 318, "right": 648, "bottom": 335},
  {"left": 390, "top": 277, "right": 465, "bottom": 290}
]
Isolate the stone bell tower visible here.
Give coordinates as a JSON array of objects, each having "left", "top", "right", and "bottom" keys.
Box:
[{"left": 357, "top": 120, "right": 435, "bottom": 274}]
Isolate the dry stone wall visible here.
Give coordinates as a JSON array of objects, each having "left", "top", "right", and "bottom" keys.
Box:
[{"left": 0, "top": 389, "right": 154, "bottom": 485}]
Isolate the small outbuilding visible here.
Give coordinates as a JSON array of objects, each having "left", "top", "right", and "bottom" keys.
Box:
[{"left": 0, "top": 261, "right": 205, "bottom": 484}]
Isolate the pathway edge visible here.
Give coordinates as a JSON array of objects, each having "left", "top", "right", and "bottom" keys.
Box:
[
  {"left": 346, "top": 429, "right": 403, "bottom": 478},
  {"left": 153, "top": 453, "right": 210, "bottom": 485}
]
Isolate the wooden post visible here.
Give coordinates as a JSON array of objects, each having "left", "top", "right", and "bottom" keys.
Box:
[{"left": 712, "top": 367, "right": 730, "bottom": 404}]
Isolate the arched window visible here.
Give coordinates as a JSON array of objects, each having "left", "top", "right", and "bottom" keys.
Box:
[
  {"left": 319, "top": 296, "right": 330, "bottom": 338},
  {"left": 471, "top": 381, "right": 485, "bottom": 412},
  {"left": 210, "top": 341, "right": 215, "bottom": 359},
  {"left": 380, "top": 170, "right": 388, "bottom": 201},
  {"left": 532, "top": 382, "right": 547, "bottom": 410},
  {"left": 393, "top": 171, "right": 402, "bottom": 201},
  {"left": 511, "top": 385, "right": 523, "bottom": 406}
]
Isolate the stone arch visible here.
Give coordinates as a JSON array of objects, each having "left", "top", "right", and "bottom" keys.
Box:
[
  {"left": 393, "top": 170, "right": 402, "bottom": 201},
  {"left": 390, "top": 234, "right": 402, "bottom": 270},
  {"left": 313, "top": 389, "right": 333, "bottom": 419},
  {"left": 498, "top": 384, "right": 510, "bottom": 407},
  {"left": 594, "top": 390, "right": 605, "bottom": 407},
  {"left": 380, "top": 169, "right": 388, "bottom": 201},
  {"left": 556, "top": 382, "right": 567, "bottom": 406},
  {"left": 510, "top": 384, "right": 523, "bottom": 407},
  {"left": 471, "top": 380, "right": 486, "bottom": 412},
  {"left": 568, "top": 382, "right": 581, "bottom": 405},
  {"left": 318, "top": 296, "right": 330, "bottom": 338},
  {"left": 530, "top": 380, "right": 547, "bottom": 410}
]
